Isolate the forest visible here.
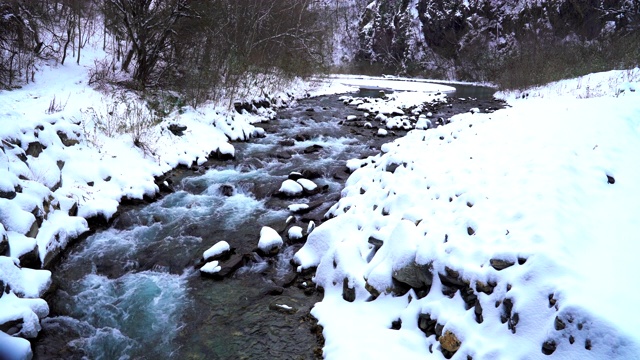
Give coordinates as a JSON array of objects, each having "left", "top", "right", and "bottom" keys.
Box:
[{"left": 2, "top": 0, "right": 639, "bottom": 98}]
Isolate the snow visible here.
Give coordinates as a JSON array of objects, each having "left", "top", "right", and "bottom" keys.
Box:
[
  {"left": 258, "top": 226, "right": 283, "bottom": 252},
  {"left": 6, "top": 232, "right": 36, "bottom": 259},
  {"left": 0, "top": 331, "right": 33, "bottom": 360},
  {"left": 295, "top": 69, "right": 640, "bottom": 359},
  {"left": 200, "top": 260, "right": 221, "bottom": 274},
  {"left": 278, "top": 179, "right": 304, "bottom": 196},
  {"left": 288, "top": 226, "right": 304, "bottom": 241},
  {"left": 296, "top": 178, "right": 318, "bottom": 192},
  {"left": 0, "top": 257, "right": 51, "bottom": 298},
  {"left": 288, "top": 203, "right": 310, "bottom": 213},
  {"left": 202, "top": 241, "right": 230, "bottom": 261}
]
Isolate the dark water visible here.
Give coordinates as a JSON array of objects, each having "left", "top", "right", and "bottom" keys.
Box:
[
  {"left": 448, "top": 83, "right": 497, "bottom": 100},
  {"left": 355, "top": 80, "right": 496, "bottom": 100},
  {"left": 33, "top": 89, "right": 503, "bottom": 360}
]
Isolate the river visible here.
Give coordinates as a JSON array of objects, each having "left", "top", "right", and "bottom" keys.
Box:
[{"left": 32, "top": 84, "right": 501, "bottom": 359}]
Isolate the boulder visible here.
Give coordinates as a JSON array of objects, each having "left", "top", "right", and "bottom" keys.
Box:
[
  {"left": 0, "top": 189, "right": 16, "bottom": 200},
  {"left": 168, "top": 124, "right": 187, "bottom": 136},
  {"left": 278, "top": 139, "right": 296, "bottom": 147},
  {"left": 541, "top": 340, "right": 557, "bottom": 355},
  {"left": 0, "top": 231, "right": 8, "bottom": 256},
  {"left": 392, "top": 261, "right": 433, "bottom": 290},
  {"left": 287, "top": 172, "right": 304, "bottom": 181},
  {"left": 257, "top": 226, "right": 283, "bottom": 256},
  {"left": 297, "top": 178, "right": 319, "bottom": 195},
  {"left": 218, "top": 184, "right": 234, "bottom": 197},
  {"left": 301, "top": 169, "right": 323, "bottom": 179},
  {"left": 418, "top": 313, "right": 437, "bottom": 337},
  {"left": 57, "top": 130, "right": 80, "bottom": 147},
  {"left": 276, "top": 151, "right": 292, "bottom": 160},
  {"left": 303, "top": 144, "right": 324, "bottom": 154},
  {"left": 26, "top": 141, "right": 44, "bottom": 158},
  {"left": 490, "top": 258, "right": 515, "bottom": 271},
  {"left": 277, "top": 179, "right": 304, "bottom": 197},
  {"left": 18, "top": 245, "right": 42, "bottom": 269},
  {"left": 202, "top": 241, "right": 232, "bottom": 262},
  {"left": 439, "top": 330, "right": 461, "bottom": 353},
  {"left": 342, "top": 278, "right": 356, "bottom": 302},
  {"left": 201, "top": 253, "right": 247, "bottom": 280},
  {"left": 438, "top": 266, "right": 468, "bottom": 288}
]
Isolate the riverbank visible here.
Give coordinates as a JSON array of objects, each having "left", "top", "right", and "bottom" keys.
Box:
[{"left": 294, "top": 68, "right": 640, "bottom": 359}]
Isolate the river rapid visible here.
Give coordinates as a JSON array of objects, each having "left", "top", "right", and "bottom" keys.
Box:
[{"left": 32, "top": 85, "right": 501, "bottom": 360}]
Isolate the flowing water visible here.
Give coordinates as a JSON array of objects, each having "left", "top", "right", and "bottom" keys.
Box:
[{"left": 33, "top": 85, "right": 500, "bottom": 360}]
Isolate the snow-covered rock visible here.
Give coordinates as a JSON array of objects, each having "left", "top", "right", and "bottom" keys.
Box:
[
  {"left": 288, "top": 203, "right": 310, "bottom": 213},
  {"left": 257, "top": 226, "right": 283, "bottom": 255},
  {"left": 203, "top": 241, "right": 231, "bottom": 262},
  {"left": 200, "top": 260, "right": 221, "bottom": 275},
  {"left": 296, "top": 178, "right": 319, "bottom": 194},
  {"left": 278, "top": 179, "right": 304, "bottom": 197},
  {"left": 287, "top": 226, "right": 304, "bottom": 241},
  {"left": 415, "top": 116, "right": 432, "bottom": 130}
]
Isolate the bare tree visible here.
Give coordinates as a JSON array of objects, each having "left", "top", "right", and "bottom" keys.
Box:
[{"left": 104, "top": 0, "right": 192, "bottom": 87}]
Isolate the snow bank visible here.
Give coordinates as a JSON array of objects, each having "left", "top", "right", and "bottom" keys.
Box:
[
  {"left": 297, "top": 71, "right": 640, "bottom": 359},
  {"left": 497, "top": 68, "right": 640, "bottom": 101}
]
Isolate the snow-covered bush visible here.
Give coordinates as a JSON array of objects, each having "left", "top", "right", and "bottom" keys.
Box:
[{"left": 80, "top": 95, "right": 159, "bottom": 155}]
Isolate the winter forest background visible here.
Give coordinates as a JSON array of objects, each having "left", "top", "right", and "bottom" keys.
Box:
[{"left": 2, "top": 0, "right": 639, "bottom": 99}]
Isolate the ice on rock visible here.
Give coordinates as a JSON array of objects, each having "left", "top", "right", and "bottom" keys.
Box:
[
  {"left": 279, "top": 179, "right": 304, "bottom": 196},
  {"left": 346, "top": 115, "right": 358, "bottom": 121},
  {"left": 203, "top": 241, "right": 230, "bottom": 261},
  {"left": 258, "top": 226, "right": 283, "bottom": 253},
  {"left": 377, "top": 129, "right": 388, "bottom": 137}
]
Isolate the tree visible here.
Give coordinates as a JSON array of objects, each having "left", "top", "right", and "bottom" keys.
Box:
[{"left": 104, "top": 0, "right": 192, "bottom": 87}]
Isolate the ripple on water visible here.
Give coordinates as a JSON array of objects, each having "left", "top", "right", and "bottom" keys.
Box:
[{"left": 51, "top": 271, "right": 188, "bottom": 360}]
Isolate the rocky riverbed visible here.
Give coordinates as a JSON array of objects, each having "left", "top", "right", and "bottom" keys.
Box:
[{"left": 31, "top": 88, "right": 504, "bottom": 359}]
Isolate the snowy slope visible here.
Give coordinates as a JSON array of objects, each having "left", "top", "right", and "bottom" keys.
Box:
[{"left": 295, "top": 69, "right": 640, "bottom": 359}]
